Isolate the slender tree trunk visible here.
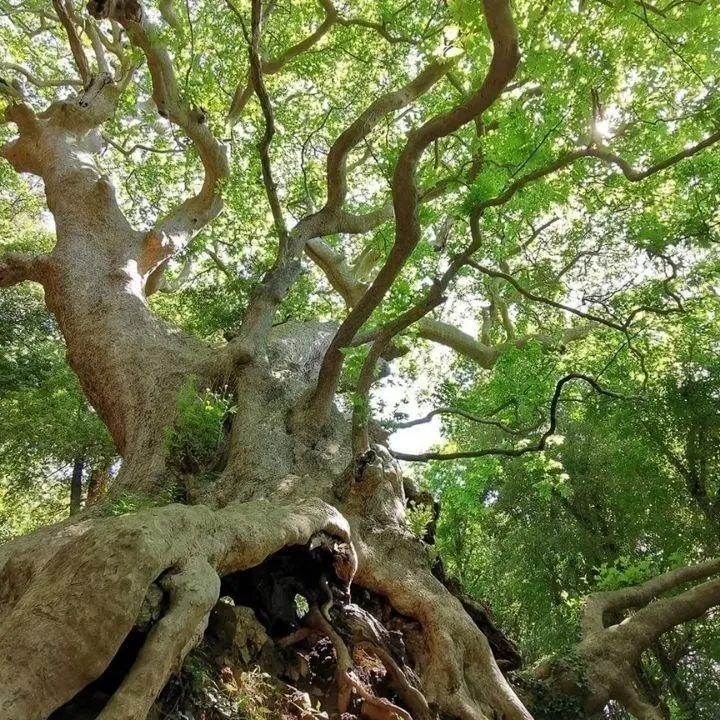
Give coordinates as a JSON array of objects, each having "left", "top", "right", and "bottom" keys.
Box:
[{"left": 69, "top": 459, "right": 84, "bottom": 516}]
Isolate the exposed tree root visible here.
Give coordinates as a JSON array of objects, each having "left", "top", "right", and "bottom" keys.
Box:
[
  {"left": 97, "top": 557, "right": 220, "bottom": 720},
  {"left": 0, "top": 498, "right": 351, "bottom": 720},
  {"left": 0, "top": 446, "right": 534, "bottom": 720},
  {"left": 307, "top": 607, "right": 413, "bottom": 720},
  {"left": 331, "top": 603, "right": 430, "bottom": 719},
  {"left": 352, "top": 527, "right": 533, "bottom": 720}
]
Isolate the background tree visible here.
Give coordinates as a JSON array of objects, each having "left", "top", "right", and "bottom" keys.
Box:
[{"left": 0, "top": 1, "right": 719, "bottom": 719}]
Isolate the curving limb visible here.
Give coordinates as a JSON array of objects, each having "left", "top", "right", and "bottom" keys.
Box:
[
  {"left": 0, "top": 62, "right": 81, "bottom": 90},
  {"left": 474, "top": 128, "right": 720, "bottom": 217},
  {"left": 581, "top": 557, "right": 720, "bottom": 636},
  {"left": 392, "top": 406, "right": 538, "bottom": 435},
  {"left": 51, "top": 0, "right": 90, "bottom": 84},
  {"left": 223, "top": 36, "right": 452, "bottom": 364},
  {"left": 323, "top": 61, "right": 450, "bottom": 211},
  {"left": 91, "top": 3, "right": 230, "bottom": 289},
  {"left": 534, "top": 557, "right": 720, "bottom": 717},
  {"left": 309, "top": 0, "right": 521, "bottom": 428},
  {"left": 226, "top": 0, "right": 339, "bottom": 126},
  {"left": 392, "top": 373, "right": 634, "bottom": 462}
]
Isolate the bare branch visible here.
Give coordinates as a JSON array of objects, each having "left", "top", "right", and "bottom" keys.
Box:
[
  {"left": 225, "top": 0, "right": 445, "bottom": 125},
  {"left": 616, "top": 575, "right": 720, "bottom": 663},
  {"left": 392, "top": 407, "right": 536, "bottom": 435},
  {"left": 475, "top": 128, "right": 720, "bottom": 216},
  {"left": 301, "top": 174, "right": 457, "bottom": 306},
  {"left": 0, "top": 63, "right": 81, "bottom": 90},
  {"left": 467, "top": 260, "right": 628, "bottom": 332},
  {"left": 337, "top": 15, "right": 435, "bottom": 45},
  {"left": 102, "top": 134, "right": 183, "bottom": 157},
  {"left": 391, "top": 373, "right": 631, "bottom": 462},
  {"left": 245, "top": 2, "right": 289, "bottom": 249}
]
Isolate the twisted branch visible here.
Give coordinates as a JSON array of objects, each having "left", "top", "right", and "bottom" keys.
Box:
[
  {"left": 392, "top": 373, "right": 632, "bottom": 462},
  {"left": 98, "top": 5, "right": 229, "bottom": 285},
  {"left": 309, "top": 0, "right": 520, "bottom": 427}
]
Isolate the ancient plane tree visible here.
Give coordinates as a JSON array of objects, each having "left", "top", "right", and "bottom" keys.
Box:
[{"left": 1, "top": 1, "right": 719, "bottom": 719}]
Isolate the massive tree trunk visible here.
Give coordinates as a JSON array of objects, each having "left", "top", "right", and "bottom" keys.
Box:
[
  {"left": 0, "top": 78, "right": 532, "bottom": 718},
  {"left": 0, "top": 307, "right": 530, "bottom": 720}
]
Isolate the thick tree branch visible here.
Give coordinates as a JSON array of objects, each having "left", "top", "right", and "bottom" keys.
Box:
[
  {"left": 84, "top": 16, "right": 111, "bottom": 76},
  {"left": 305, "top": 237, "right": 367, "bottom": 306},
  {"left": 324, "top": 61, "right": 449, "bottom": 210},
  {"left": 52, "top": 0, "right": 90, "bottom": 84},
  {"left": 581, "top": 558, "right": 720, "bottom": 635},
  {"left": 223, "top": 53, "right": 451, "bottom": 363},
  {"left": 0, "top": 252, "right": 50, "bottom": 287},
  {"left": 547, "top": 558, "right": 720, "bottom": 718},
  {"left": 620, "top": 575, "right": 720, "bottom": 662},
  {"left": 414, "top": 318, "right": 592, "bottom": 369},
  {"left": 2, "top": 75, "right": 121, "bottom": 178},
  {"left": 350, "top": 207, "right": 502, "bottom": 451},
  {"left": 95, "top": 5, "right": 229, "bottom": 285},
  {"left": 309, "top": 0, "right": 520, "bottom": 426}
]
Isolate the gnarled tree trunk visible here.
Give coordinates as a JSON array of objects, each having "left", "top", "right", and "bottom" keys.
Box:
[
  {"left": 0, "top": 75, "right": 532, "bottom": 717},
  {"left": 0, "top": 312, "right": 532, "bottom": 720}
]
